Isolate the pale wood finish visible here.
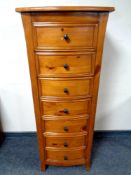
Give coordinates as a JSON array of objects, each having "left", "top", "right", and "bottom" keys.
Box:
[
  {"left": 32, "top": 12, "right": 99, "bottom": 24},
  {"left": 43, "top": 116, "right": 88, "bottom": 133},
  {"left": 46, "top": 147, "right": 85, "bottom": 162},
  {"left": 45, "top": 134, "right": 86, "bottom": 148},
  {"left": 16, "top": 6, "right": 115, "bottom": 12},
  {"left": 46, "top": 158, "right": 85, "bottom": 166},
  {"left": 39, "top": 78, "right": 93, "bottom": 97},
  {"left": 85, "top": 13, "right": 110, "bottom": 168},
  {"left": 41, "top": 99, "right": 90, "bottom": 116},
  {"left": 36, "top": 52, "right": 95, "bottom": 77},
  {"left": 21, "top": 13, "right": 46, "bottom": 171},
  {"left": 16, "top": 6, "right": 114, "bottom": 171},
  {"left": 33, "top": 24, "right": 98, "bottom": 50}
]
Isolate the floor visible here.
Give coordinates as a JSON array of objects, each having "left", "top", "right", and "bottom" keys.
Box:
[{"left": 0, "top": 133, "right": 131, "bottom": 175}]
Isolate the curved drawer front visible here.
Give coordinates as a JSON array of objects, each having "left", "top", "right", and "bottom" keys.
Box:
[
  {"left": 36, "top": 53, "right": 95, "bottom": 77},
  {"left": 44, "top": 117, "right": 88, "bottom": 133},
  {"left": 46, "top": 148, "right": 85, "bottom": 161},
  {"left": 45, "top": 135, "right": 86, "bottom": 148},
  {"left": 41, "top": 99, "right": 90, "bottom": 116},
  {"left": 39, "top": 78, "right": 93, "bottom": 98},
  {"left": 33, "top": 24, "right": 98, "bottom": 50}
]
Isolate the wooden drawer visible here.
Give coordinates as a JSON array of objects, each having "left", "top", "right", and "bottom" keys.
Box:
[
  {"left": 43, "top": 117, "right": 88, "bottom": 133},
  {"left": 33, "top": 24, "right": 98, "bottom": 49},
  {"left": 32, "top": 12, "right": 99, "bottom": 23},
  {"left": 36, "top": 52, "right": 95, "bottom": 77},
  {"left": 39, "top": 78, "right": 93, "bottom": 98},
  {"left": 45, "top": 134, "right": 86, "bottom": 148},
  {"left": 46, "top": 147, "right": 85, "bottom": 161},
  {"left": 41, "top": 99, "right": 90, "bottom": 116}
]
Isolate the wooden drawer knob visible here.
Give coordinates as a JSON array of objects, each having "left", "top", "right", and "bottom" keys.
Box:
[
  {"left": 63, "top": 108, "right": 69, "bottom": 114},
  {"left": 64, "top": 155, "right": 68, "bottom": 160},
  {"left": 64, "top": 126, "right": 69, "bottom": 132},
  {"left": 63, "top": 63, "right": 69, "bottom": 70},
  {"left": 64, "top": 142, "right": 68, "bottom": 147},
  {"left": 64, "top": 88, "right": 69, "bottom": 94},
  {"left": 63, "top": 34, "right": 69, "bottom": 40}
]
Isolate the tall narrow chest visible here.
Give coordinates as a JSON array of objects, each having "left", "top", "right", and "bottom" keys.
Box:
[{"left": 16, "top": 6, "right": 114, "bottom": 171}]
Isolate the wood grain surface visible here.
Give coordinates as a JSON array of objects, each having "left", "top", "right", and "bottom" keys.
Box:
[
  {"left": 16, "top": 6, "right": 115, "bottom": 171},
  {"left": 16, "top": 6, "right": 115, "bottom": 12},
  {"left": 36, "top": 52, "right": 95, "bottom": 77}
]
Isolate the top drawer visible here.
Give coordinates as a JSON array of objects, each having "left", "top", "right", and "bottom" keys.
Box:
[
  {"left": 32, "top": 12, "right": 99, "bottom": 23},
  {"left": 33, "top": 23, "right": 98, "bottom": 50}
]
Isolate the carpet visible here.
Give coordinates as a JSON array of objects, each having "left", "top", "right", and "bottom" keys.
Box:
[{"left": 0, "top": 133, "right": 131, "bottom": 175}]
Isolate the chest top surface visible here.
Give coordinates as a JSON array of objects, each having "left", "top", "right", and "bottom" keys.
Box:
[{"left": 16, "top": 6, "right": 115, "bottom": 13}]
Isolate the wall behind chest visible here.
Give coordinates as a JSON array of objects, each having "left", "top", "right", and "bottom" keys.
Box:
[{"left": 0, "top": 0, "right": 131, "bottom": 131}]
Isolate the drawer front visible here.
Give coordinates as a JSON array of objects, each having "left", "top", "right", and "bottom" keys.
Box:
[
  {"left": 45, "top": 135, "right": 86, "bottom": 148},
  {"left": 34, "top": 24, "right": 98, "bottom": 49},
  {"left": 32, "top": 12, "right": 99, "bottom": 23},
  {"left": 36, "top": 53, "right": 95, "bottom": 77},
  {"left": 39, "top": 78, "right": 92, "bottom": 97},
  {"left": 41, "top": 99, "right": 90, "bottom": 116},
  {"left": 46, "top": 148, "right": 85, "bottom": 161},
  {"left": 44, "top": 118, "right": 88, "bottom": 133}
]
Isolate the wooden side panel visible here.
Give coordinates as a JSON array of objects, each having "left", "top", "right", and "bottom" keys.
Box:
[
  {"left": 21, "top": 13, "right": 46, "bottom": 171},
  {"left": 85, "top": 13, "right": 109, "bottom": 169}
]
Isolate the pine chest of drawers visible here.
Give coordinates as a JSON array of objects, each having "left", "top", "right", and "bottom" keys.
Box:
[{"left": 16, "top": 6, "right": 114, "bottom": 171}]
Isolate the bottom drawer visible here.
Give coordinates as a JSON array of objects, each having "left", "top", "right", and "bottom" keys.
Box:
[{"left": 46, "top": 148, "right": 85, "bottom": 161}]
